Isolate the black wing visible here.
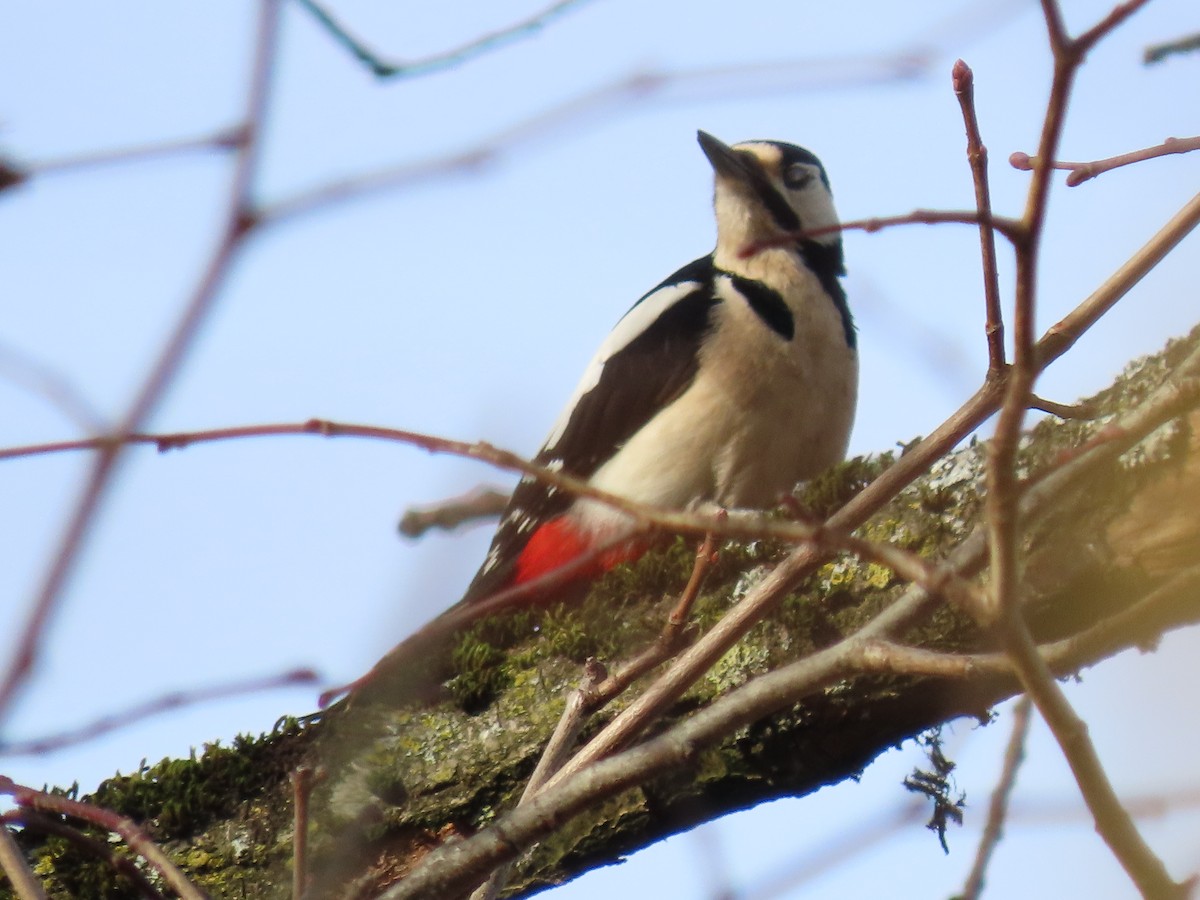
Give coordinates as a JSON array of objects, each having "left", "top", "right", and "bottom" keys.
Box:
[{"left": 461, "top": 256, "right": 719, "bottom": 603}]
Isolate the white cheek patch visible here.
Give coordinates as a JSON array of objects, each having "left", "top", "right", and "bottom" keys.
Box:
[
  {"left": 543, "top": 279, "right": 701, "bottom": 450},
  {"left": 797, "top": 181, "right": 840, "bottom": 244}
]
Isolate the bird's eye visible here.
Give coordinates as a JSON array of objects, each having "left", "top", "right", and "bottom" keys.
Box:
[{"left": 783, "top": 163, "right": 813, "bottom": 190}]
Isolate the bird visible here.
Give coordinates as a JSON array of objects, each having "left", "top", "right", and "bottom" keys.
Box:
[
  {"left": 461, "top": 130, "right": 858, "bottom": 605},
  {"left": 327, "top": 131, "right": 857, "bottom": 706}
]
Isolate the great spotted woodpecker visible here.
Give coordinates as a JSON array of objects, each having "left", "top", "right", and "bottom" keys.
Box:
[
  {"left": 329, "top": 131, "right": 857, "bottom": 706},
  {"left": 460, "top": 130, "right": 857, "bottom": 606}
]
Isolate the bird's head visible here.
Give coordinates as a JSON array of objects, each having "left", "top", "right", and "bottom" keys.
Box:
[{"left": 697, "top": 130, "right": 841, "bottom": 267}]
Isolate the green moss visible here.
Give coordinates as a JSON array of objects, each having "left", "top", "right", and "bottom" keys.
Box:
[
  {"left": 446, "top": 627, "right": 511, "bottom": 710},
  {"left": 5, "top": 720, "right": 313, "bottom": 900}
]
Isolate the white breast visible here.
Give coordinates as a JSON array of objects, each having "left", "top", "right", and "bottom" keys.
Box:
[{"left": 572, "top": 250, "right": 857, "bottom": 537}]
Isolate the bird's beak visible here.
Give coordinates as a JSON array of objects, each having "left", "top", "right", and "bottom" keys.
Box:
[{"left": 697, "top": 130, "right": 753, "bottom": 183}]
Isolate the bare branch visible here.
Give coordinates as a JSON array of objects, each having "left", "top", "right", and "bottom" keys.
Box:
[
  {"left": 398, "top": 486, "right": 509, "bottom": 538},
  {"left": 1037, "top": 189, "right": 1200, "bottom": 365},
  {"left": 1, "top": 810, "right": 165, "bottom": 900},
  {"left": 1027, "top": 394, "right": 1100, "bottom": 419},
  {"left": 295, "top": 0, "right": 596, "bottom": 80},
  {"left": 952, "top": 59, "right": 1006, "bottom": 376},
  {"left": 291, "top": 765, "right": 323, "bottom": 900},
  {"left": 960, "top": 697, "right": 1032, "bottom": 900},
  {"left": 987, "top": 8, "right": 1185, "bottom": 896},
  {"left": 262, "top": 57, "right": 948, "bottom": 227},
  {"left": 1011, "top": 135, "right": 1200, "bottom": 186},
  {"left": 0, "top": 777, "right": 208, "bottom": 900},
  {"left": 0, "top": 0, "right": 284, "bottom": 729},
  {"left": 472, "top": 660, "right": 607, "bottom": 900},
  {"left": 14, "top": 126, "right": 242, "bottom": 181},
  {"left": 0, "top": 421, "right": 980, "bottom": 614},
  {"left": 1145, "top": 32, "right": 1200, "bottom": 64},
  {"left": 0, "top": 669, "right": 318, "bottom": 757},
  {"left": 0, "top": 340, "right": 107, "bottom": 433},
  {"left": 742, "top": 209, "right": 1022, "bottom": 259},
  {"left": 0, "top": 820, "right": 47, "bottom": 900}
]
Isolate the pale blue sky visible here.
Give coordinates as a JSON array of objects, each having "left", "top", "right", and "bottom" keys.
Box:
[{"left": 2, "top": 1, "right": 1198, "bottom": 896}]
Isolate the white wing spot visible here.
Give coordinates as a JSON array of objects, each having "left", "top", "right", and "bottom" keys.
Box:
[{"left": 544, "top": 280, "right": 701, "bottom": 449}]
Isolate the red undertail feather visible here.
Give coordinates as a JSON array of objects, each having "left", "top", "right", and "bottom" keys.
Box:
[{"left": 513, "top": 516, "right": 646, "bottom": 588}]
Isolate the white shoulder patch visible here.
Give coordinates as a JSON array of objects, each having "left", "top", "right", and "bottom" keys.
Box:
[{"left": 543, "top": 279, "right": 701, "bottom": 450}]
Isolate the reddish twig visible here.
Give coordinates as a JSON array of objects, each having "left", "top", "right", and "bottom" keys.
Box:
[
  {"left": 0, "top": 668, "right": 318, "bottom": 757},
  {"left": 985, "top": 3, "right": 1184, "bottom": 897},
  {"left": 1, "top": 809, "right": 165, "bottom": 900},
  {"left": 1011, "top": 135, "right": 1200, "bottom": 186},
  {"left": 0, "top": 776, "right": 207, "bottom": 900},
  {"left": 741, "top": 208, "right": 1022, "bottom": 259},
  {"left": 0, "top": 421, "right": 983, "bottom": 617},
  {"left": 952, "top": 58, "right": 1006, "bottom": 376},
  {"left": 291, "top": 765, "right": 324, "bottom": 900},
  {"left": 668, "top": 527, "right": 721, "bottom": 628}
]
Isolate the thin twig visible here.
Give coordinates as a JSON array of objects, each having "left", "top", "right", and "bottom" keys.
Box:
[
  {"left": 0, "top": 341, "right": 107, "bottom": 433},
  {"left": 1, "top": 810, "right": 165, "bottom": 900},
  {"left": 0, "top": 0, "right": 283, "bottom": 729},
  {"left": 0, "top": 820, "right": 47, "bottom": 900},
  {"left": 1011, "top": 135, "right": 1200, "bottom": 186},
  {"left": 540, "top": 375, "right": 1005, "bottom": 791},
  {"left": 987, "top": 4, "right": 1183, "bottom": 897},
  {"left": 1000, "top": 614, "right": 1183, "bottom": 896},
  {"left": 0, "top": 668, "right": 318, "bottom": 757},
  {"left": 292, "top": 765, "right": 323, "bottom": 900},
  {"left": 295, "top": 0, "right": 596, "bottom": 79},
  {"left": 960, "top": 696, "right": 1032, "bottom": 900},
  {"left": 669, "top": 529, "right": 720, "bottom": 627},
  {"left": 742, "top": 208, "right": 1022, "bottom": 258},
  {"left": 0, "top": 422, "right": 983, "bottom": 617},
  {"left": 1037, "top": 189, "right": 1200, "bottom": 366},
  {"left": 398, "top": 486, "right": 510, "bottom": 538},
  {"left": 17, "top": 127, "right": 242, "bottom": 181},
  {"left": 1144, "top": 32, "right": 1200, "bottom": 64},
  {"left": 1027, "top": 393, "right": 1100, "bottom": 420},
  {"left": 471, "top": 660, "right": 607, "bottom": 900},
  {"left": 261, "top": 57, "right": 951, "bottom": 227},
  {"left": 952, "top": 58, "right": 1006, "bottom": 375},
  {"left": 0, "top": 777, "right": 209, "bottom": 900}
]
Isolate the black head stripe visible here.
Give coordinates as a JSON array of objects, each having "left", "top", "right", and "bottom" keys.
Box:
[{"left": 735, "top": 149, "right": 802, "bottom": 232}]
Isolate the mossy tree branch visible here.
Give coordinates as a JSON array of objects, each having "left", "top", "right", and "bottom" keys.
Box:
[{"left": 10, "top": 322, "right": 1199, "bottom": 899}]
